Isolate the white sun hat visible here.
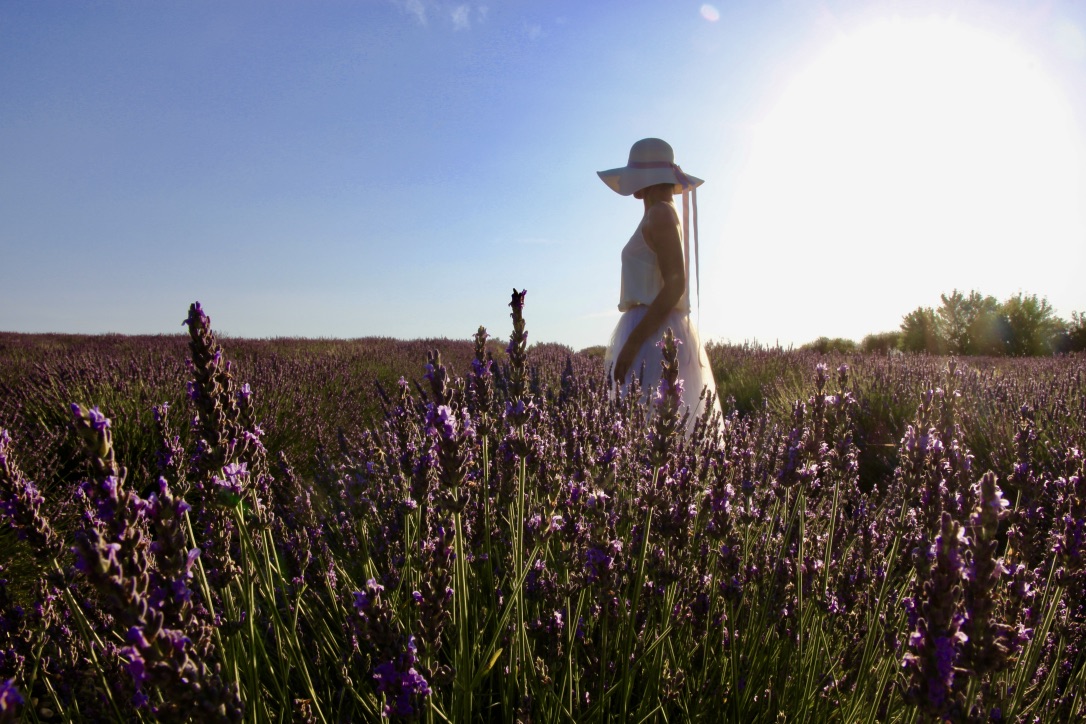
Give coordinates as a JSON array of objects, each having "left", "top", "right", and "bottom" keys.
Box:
[
  {"left": 596, "top": 137, "right": 704, "bottom": 196},
  {"left": 598, "top": 138, "right": 705, "bottom": 313}
]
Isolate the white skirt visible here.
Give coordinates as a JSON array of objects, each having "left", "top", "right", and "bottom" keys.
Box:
[{"left": 604, "top": 306, "right": 722, "bottom": 428}]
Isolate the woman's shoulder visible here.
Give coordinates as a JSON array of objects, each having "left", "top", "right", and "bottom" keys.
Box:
[
  {"left": 642, "top": 201, "right": 681, "bottom": 248},
  {"left": 644, "top": 200, "right": 680, "bottom": 226}
]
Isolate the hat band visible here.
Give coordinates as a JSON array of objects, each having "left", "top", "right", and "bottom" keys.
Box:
[{"left": 626, "top": 161, "right": 694, "bottom": 189}]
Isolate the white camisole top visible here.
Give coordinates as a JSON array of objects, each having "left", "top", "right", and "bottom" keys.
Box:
[{"left": 617, "top": 216, "right": 690, "bottom": 314}]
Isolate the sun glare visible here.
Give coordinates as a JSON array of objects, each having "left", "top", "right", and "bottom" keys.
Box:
[{"left": 723, "top": 17, "right": 1084, "bottom": 344}]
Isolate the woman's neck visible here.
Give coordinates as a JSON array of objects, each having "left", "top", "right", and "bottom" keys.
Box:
[{"left": 642, "top": 192, "right": 675, "bottom": 213}]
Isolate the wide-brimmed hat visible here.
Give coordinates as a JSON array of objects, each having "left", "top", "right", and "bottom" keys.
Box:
[{"left": 597, "top": 138, "right": 704, "bottom": 196}]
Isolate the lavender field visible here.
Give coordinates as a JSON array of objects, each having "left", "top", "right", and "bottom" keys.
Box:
[{"left": 1, "top": 295, "right": 1084, "bottom": 722}]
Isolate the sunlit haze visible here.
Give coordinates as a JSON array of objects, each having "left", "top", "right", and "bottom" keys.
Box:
[
  {"left": 719, "top": 16, "right": 1085, "bottom": 345},
  {"left": 2, "top": 1, "right": 1084, "bottom": 349}
]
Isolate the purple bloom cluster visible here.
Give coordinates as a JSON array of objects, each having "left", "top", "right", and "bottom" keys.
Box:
[
  {"left": 902, "top": 512, "right": 968, "bottom": 719},
  {"left": 69, "top": 403, "right": 242, "bottom": 720},
  {"left": 373, "top": 636, "right": 431, "bottom": 718},
  {"left": 0, "top": 679, "right": 22, "bottom": 724}
]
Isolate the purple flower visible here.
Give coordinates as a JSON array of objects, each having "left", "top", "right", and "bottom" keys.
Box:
[
  {"left": 184, "top": 548, "right": 200, "bottom": 574},
  {"left": 223, "top": 461, "right": 247, "bottom": 478},
  {"left": 548, "top": 514, "right": 565, "bottom": 534},
  {"left": 427, "top": 405, "right": 458, "bottom": 440},
  {"left": 160, "top": 628, "right": 192, "bottom": 652},
  {"left": 120, "top": 646, "right": 148, "bottom": 688},
  {"left": 505, "top": 334, "right": 528, "bottom": 354},
  {"left": 654, "top": 377, "right": 685, "bottom": 405},
  {"left": 585, "top": 489, "right": 609, "bottom": 509},
  {"left": 127, "top": 625, "right": 152, "bottom": 649},
  {"left": 182, "top": 301, "right": 206, "bottom": 326},
  {"left": 932, "top": 631, "right": 965, "bottom": 696},
  {"left": 471, "top": 357, "right": 493, "bottom": 377},
  {"left": 585, "top": 545, "right": 614, "bottom": 582},
  {"left": 372, "top": 635, "right": 432, "bottom": 718},
  {"left": 509, "top": 288, "right": 527, "bottom": 312},
  {"left": 88, "top": 406, "right": 111, "bottom": 432},
  {"left": 0, "top": 679, "right": 23, "bottom": 719},
  {"left": 212, "top": 462, "right": 249, "bottom": 503},
  {"left": 354, "top": 579, "right": 385, "bottom": 611}
]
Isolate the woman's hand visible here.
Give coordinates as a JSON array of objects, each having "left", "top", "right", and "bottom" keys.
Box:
[{"left": 613, "top": 340, "right": 640, "bottom": 383}]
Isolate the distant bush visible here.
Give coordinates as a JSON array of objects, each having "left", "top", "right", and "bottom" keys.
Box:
[
  {"left": 860, "top": 331, "right": 901, "bottom": 354},
  {"left": 801, "top": 336, "right": 857, "bottom": 354}
]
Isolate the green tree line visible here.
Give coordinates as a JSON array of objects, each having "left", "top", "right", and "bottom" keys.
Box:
[{"left": 802, "top": 290, "right": 1086, "bottom": 356}]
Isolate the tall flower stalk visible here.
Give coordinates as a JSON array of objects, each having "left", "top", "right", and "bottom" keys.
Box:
[{"left": 70, "top": 403, "right": 243, "bottom": 721}]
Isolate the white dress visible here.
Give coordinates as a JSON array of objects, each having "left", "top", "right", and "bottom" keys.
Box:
[{"left": 604, "top": 211, "right": 722, "bottom": 430}]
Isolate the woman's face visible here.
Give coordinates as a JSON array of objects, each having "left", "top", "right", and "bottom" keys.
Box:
[{"left": 634, "top": 184, "right": 672, "bottom": 202}]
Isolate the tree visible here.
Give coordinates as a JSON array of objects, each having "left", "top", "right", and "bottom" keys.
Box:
[
  {"left": 900, "top": 307, "right": 942, "bottom": 353},
  {"left": 1067, "top": 311, "right": 1086, "bottom": 353},
  {"left": 964, "top": 293, "right": 1004, "bottom": 356},
  {"left": 889, "top": 291, "right": 1074, "bottom": 357},
  {"left": 936, "top": 290, "right": 1002, "bottom": 355},
  {"left": 1001, "top": 293, "right": 1063, "bottom": 356},
  {"left": 936, "top": 290, "right": 971, "bottom": 354},
  {"left": 968, "top": 309, "right": 1011, "bottom": 356}
]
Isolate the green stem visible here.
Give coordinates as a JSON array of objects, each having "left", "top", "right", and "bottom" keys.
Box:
[
  {"left": 621, "top": 493, "right": 655, "bottom": 716},
  {"left": 182, "top": 509, "right": 235, "bottom": 690},
  {"left": 796, "top": 487, "right": 806, "bottom": 671}
]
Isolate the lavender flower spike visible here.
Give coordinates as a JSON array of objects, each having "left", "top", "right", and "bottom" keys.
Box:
[
  {"left": 649, "top": 327, "right": 683, "bottom": 466},
  {"left": 0, "top": 429, "right": 60, "bottom": 555},
  {"left": 507, "top": 289, "right": 529, "bottom": 399},
  {"left": 0, "top": 679, "right": 23, "bottom": 724},
  {"left": 962, "top": 471, "right": 1011, "bottom": 676}
]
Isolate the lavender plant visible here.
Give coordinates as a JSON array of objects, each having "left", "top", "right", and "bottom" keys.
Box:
[{"left": 0, "top": 300, "right": 1083, "bottom": 721}]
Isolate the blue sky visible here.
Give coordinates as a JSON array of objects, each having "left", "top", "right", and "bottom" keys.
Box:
[{"left": 2, "top": 0, "right": 1085, "bottom": 349}]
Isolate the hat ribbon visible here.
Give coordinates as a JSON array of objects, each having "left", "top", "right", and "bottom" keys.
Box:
[{"left": 627, "top": 162, "right": 700, "bottom": 315}]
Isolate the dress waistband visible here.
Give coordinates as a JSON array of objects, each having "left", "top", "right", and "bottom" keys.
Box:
[{"left": 618, "top": 303, "right": 691, "bottom": 315}]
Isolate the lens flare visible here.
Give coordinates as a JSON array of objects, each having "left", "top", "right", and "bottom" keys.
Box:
[{"left": 700, "top": 4, "right": 720, "bottom": 23}]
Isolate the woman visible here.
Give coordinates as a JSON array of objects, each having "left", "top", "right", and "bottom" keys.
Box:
[{"left": 598, "top": 138, "right": 722, "bottom": 429}]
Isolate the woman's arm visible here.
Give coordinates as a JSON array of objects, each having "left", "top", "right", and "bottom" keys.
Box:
[{"left": 613, "top": 202, "right": 686, "bottom": 382}]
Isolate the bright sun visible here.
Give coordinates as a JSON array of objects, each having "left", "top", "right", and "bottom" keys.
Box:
[{"left": 722, "top": 17, "right": 1085, "bottom": 345}]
